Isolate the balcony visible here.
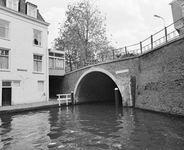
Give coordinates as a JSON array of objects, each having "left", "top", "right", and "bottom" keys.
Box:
[{"left": 49, "top": 50, "right": 65, "bottom": 76}]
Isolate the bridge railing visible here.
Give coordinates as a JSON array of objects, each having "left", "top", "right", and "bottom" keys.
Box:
[
  {"left": 115, "top": 17, "right": 182, "bottom": 57},
  {"left": 67, "top": 17, "right": 184, "bottom": 72}
]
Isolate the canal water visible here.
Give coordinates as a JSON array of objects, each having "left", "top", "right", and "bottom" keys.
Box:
[{"left": 0, "top": 103, "right": 184, "bottom": 150}]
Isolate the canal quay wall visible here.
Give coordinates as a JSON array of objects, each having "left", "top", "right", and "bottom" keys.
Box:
[
  {"left": 137, "top": 37, "right": 184, "bottom": 116},
  {"left": 61, "top": 36, "right": 184, "bottom": 116}
]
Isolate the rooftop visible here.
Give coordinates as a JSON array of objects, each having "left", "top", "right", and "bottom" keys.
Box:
[{"left": 0, "top": 0, "right": 46, "bottom": 22}]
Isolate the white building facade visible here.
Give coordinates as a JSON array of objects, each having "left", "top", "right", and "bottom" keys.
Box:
[{"left": 0, "top": 0, "right": 49, "bottom": 106}]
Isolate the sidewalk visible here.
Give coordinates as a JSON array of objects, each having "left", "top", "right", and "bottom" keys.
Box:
[{"left": 0, "top": 100, "right": 69, "bottom": 115}]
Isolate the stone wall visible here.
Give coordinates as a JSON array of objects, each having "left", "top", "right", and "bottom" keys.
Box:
[{"left": 136, "top": 37, "right": 184, "bottom": 115}]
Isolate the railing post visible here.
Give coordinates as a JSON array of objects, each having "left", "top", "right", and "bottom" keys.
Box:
[
  {"left": 165, "top": 27, "right": 168, "bottom": 42},
  {"left": 71, "top": 91, "right": 74, "bottom": 105},
  {"left": 125, "top": 46, "right": 127, "bottom": 54},
  {"left": 66, "top": 95, "right": 68, "bottom": 106},
  {"left": 140, "top": 42, "right": 142, "bottom": 54},
  {"left": 115, "top": 88, "right": 121, "bottom": 107},
  {"left": 151, "top": 35, "right": 153, "bottom": 49},
  {"left": 58, "top": 95, "right": 61, "bottom": 107}
]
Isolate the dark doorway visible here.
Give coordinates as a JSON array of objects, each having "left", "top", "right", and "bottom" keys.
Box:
[
  {"left": 49, "top": 76, "right": 63, "bottom": 100},
  {"left": 2, "top": 88, "right": 12, "bottom": 106}
]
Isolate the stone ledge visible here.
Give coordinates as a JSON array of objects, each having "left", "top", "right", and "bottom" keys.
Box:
[{"left": 0, "top": 101, "right": 72, "bottom": 115}]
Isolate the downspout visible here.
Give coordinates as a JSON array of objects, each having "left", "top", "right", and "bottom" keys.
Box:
[{"left": 46, "top": 48, "right": 49, "bottom": 101}]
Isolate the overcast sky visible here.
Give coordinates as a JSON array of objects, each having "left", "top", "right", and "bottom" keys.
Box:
[{"left": 28, "top": 0, "right": 173, "bottom": 49}]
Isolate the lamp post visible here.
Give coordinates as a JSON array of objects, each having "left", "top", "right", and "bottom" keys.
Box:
[
  {"left": 154, "top": 15, "right": 167, "bottom": 42},
  {"left": 154, "top": 15, "right": 165, "bottom": 27}
]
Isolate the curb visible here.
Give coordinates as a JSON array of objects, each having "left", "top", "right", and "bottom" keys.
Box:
[{"left": 0, "top": 102, "right": 72, "bottom": 115}]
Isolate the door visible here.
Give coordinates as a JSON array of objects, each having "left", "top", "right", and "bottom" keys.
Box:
[
  {"left": 2, "top": 81, "right": 12, "bottom": 106},
  {"left": 2, "top": 88, "right": 11, "bottom": 106}
]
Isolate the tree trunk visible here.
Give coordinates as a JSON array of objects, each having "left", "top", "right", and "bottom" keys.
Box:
[{"left": 69, "top": 55, "right": 73, "bottom": 71}]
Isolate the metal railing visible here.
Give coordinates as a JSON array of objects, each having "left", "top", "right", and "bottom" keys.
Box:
[{"left": 67, "top": 17, "right": 184, "bottom": 72}]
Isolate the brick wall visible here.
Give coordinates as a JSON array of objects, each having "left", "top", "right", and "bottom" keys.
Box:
[{"left": 136, "top": 37, "right": 184, "bottom": 115}]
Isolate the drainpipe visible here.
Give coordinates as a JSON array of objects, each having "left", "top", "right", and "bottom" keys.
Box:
[
  {"left": 46, "top": 48, "right": 49, "bottom": 101},
  {"left": 71, "top": 91, "right": 74, "bottom": 105}
]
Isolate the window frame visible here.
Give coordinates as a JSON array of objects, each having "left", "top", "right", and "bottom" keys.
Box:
[
  {"left": 0, "top": 19, "right": 10, "bottom": 40},
  {"left": 181, "top": 3, "right": 184, "bottom": 17},
  {"left": 13, "top": 80, "right": 21, "bottom": 88},
  {"left": 49, "top": 52, "right": 65, "bottom": 69},
  {"left": 0, "top": 48, "right": 10, "bottom": 71},
  {"left": 38, "top": 81, "right": 44, "bottom": 92},
  {"left": 27, "top": 3, "right": 37, "bottom": 18},
  {"left": 33, "top": 29, "right": 42, "bottom": 47},
  {"left": 6, "top": 0, "right": 19, "bottom": 11},
  {"left": 33, "top": 54, "right": 43, "bottom": 73},
  {"left": 2, "top": 81, "right": 12, "bottom": 88},
  {"left": 2, "top": 80, "right": 21, "bottom": 88}
]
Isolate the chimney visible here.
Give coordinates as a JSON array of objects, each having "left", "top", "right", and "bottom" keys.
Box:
[
  {"left": 0, "top": 0, "right": 6, "bottom": 7},
  {"left": 19, "top": 0, "right": 26, "bottom": 14}
]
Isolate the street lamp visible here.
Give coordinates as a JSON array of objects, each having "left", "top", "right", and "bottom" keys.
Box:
[
  {"left": 154, "top": 15, "right": 165, "bottom": 27},
  {"left": 154, "top": 14, "right": 167, "bottom": 42}
]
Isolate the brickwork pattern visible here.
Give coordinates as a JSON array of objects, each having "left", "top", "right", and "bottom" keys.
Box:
[{"left": 137, "top": 38, "right": 184, "bottom": 115}]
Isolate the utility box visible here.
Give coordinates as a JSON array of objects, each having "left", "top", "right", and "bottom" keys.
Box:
[{"left": 170, "top": 0, "right": 184, "bottom": 34}]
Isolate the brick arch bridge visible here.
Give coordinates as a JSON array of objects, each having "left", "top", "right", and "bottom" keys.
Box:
[
  {"left": 61, "top": 55, "right": 139, "bottom": 106},
  {"left": 60, "top": 37, "right": 184, "bottom": 115},
  {"left": 73, "top": 67, "right": 132, "bottom": 106}
]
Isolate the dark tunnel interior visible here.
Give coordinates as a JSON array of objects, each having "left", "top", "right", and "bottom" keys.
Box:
[{"left": 75, "top": 71, "right": 122, "bottom": 104}]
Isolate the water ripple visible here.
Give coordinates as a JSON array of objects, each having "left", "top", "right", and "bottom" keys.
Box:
[{"left": 0, "top": 104, "right": 184, "bottom": 149}]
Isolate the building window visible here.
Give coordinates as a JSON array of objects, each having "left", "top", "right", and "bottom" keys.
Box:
[
  {"left": 49, "top": 52, "right": 64, "bottom": 69},
  {"left": 28, "top": 6, "right": 37, "bottom": 18},
  {"left": 33, "top": 55, "right": 42, "bottom": 72},
  {"left": 38, "top": 81, "right": 44, "bottom": 92},
  {"left": 181, "top": 3, "right": 184, "bottom": 17},
  {"left": 0, "top": 19, "right": 9, "bottom": 39},
  {"left": 2, "top": 81, "right": 11, "bottom": 87},
  {"left": 2, "top": 81, "right": 20, "bottom": 88},
  {"left": 13, "top": 81, "right": 20, "bottom": 87},
  {"left": 0, "top": 49, "right": 9, "bottom": 70},
  {"left": 6, "top": 0, "right": 19, "bottom": 11},
  {"left": 27, "top": 3, "right": 37, "bottom": 18},
  {"left": 33, "top": 29, "right": 42, "bottom": 46}
]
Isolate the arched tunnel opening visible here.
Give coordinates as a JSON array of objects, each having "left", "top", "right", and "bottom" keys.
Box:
[{"left": 75, "top": 71, "right": 122, "bottom": 105}]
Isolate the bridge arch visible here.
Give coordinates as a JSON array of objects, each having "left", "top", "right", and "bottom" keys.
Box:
[{"left": 74, "top": 67, "right": 123, "bottom": 104}]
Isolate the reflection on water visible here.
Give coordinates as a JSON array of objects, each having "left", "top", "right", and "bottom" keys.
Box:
[
  {"left": 0, "top": 112, "right": 50, "bottom": 150},
  {"left": 0, "top": 103, "right": 184, "bottom": 150}
]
